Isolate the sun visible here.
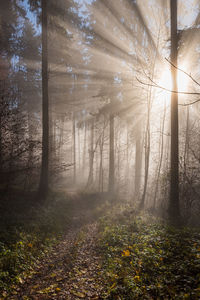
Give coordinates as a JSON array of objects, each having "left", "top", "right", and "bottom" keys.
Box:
[
  {"left": 159, "top": 67, "right": 188, "bottom": 93},
  {"left": 157, "top": 65, "right": 189, "bottom": 103},
  {"left": 153, "top": 65, "right": 189, "bottom": 112},
  {"left": 177, "top": 69, "right": 188, "bottom": 92},
  {"left": 158, "top": 69, "right": 172, "bottom": 91}
]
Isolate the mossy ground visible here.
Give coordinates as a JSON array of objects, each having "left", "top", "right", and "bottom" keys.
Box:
[{"left": 98, "top": 209, "right": 200, "bottom": 299}]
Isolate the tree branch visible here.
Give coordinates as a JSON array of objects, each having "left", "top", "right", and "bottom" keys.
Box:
[
  {"left": 165, "top": 57, "right": 200, "bottom": 87},
  {"left": 136, "top": 76, "right": 200, "bottom": 95},
  {"left": 179, "top": 98, "right": 200, "bottom": 106}
]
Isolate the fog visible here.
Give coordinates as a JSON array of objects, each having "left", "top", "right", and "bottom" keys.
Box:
[
  {"left": 1, "top": 0, "right": 200, "bottom": 298},
  {"left": 0, "top": 1, "right": 199, "bottom": 218}
]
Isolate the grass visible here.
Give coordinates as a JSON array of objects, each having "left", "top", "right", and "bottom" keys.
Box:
[{"left": 98, "top": 209, "right": 200, "bottom": 299}]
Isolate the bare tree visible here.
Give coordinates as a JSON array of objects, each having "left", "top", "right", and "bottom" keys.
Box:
[
  {"left": 108, "top": 112, "right": 115, "bottom": 194},
  {"left": 38, "top": 0, "right": 49, "bottom": 200},
  {"left": 169, "top": 0, "right": 180, "bottom": 222}
]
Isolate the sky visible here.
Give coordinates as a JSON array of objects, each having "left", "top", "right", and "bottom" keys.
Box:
[
  {"left": 22, "top": 0, "right": 41, "bottom": 35},
  {"left": 22, "top": 0, "right": 199, "bottom": 36}
]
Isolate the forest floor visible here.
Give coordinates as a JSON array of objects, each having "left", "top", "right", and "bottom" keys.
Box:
[
  {"left": 15, "top": 224, "right": 105, "bottom": 299},
  {"left": 0, "top": 190, "right": 110, "bottom": 300},
  {"left": 1, "top": 191, "right": 200, "bottom": 299},
  {"left": 12, "top": 193, "right": 108, "bottom": 299}
]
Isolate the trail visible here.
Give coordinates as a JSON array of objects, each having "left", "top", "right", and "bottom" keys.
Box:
[{"left": 12, "top": 192, "right": 108, "bottom": 300}]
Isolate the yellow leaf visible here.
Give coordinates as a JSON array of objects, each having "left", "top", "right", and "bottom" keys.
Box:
[
  {"left": 27, "top": 243, "right": 33, "bottom": 248},
  {"left": 71, "top": 291, "right": 86, "bottom": 298},
  {"left": 110, "top": 282, "right": 117, "bottom": 289},
  {"left": 56, "top": 288, "right": 61, "bottom": 292},
  {"left": 18, "top": 277, "right": 23, "bottom": 284},
  {"left": 122, "top": 249, "right": 130, "bottom": 257},
  {"left": 134, "top": 275, "right": 140, "bottom": 281},
  {"left": 184, "top": 294, "right": 190, "bottom": 298},
  {"left": 56, "top": 277, "right": 63, "bottom": 282},
  {"left": 32, "top": 284, "right": 39, "bottom": 289}
]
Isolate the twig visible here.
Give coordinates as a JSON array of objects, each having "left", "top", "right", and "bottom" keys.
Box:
[
  {"left": 136, "top": 76, "right": 200, "bottom": 95},
  {"left": 165, "top": 57, "right": 200, "bottom": 87},
  {"left": 179, "top": 98, "right": 200, "bottom": 106}
]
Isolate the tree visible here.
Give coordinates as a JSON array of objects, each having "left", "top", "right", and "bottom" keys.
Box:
[
  {"left": 169, "top": 0, "right": 180, "bottom": 222},
  {"left": 38, "top": 0, "right": 49, "bottom": 200},
  {"left": 134, "top": 121, "right": 142, "bottom": 201},
  {"left": 108, "top": 111, "right": 115, "bottom": 194}
]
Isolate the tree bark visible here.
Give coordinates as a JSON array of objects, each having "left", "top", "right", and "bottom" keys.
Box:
[
  {"left": 139, "top": 92, "right": 151, "bottom": 210},
  {"left": 99, "top": 128, "right": 104, "bottom": 192},
  {"left": 86, "top": 119, "right": 94, "bottom": 188},
  {"left": 169, "top": 0, "right": 180, "bottom": 222},
  {"left": 134, "top": 122, "right": 142, "bottom": 200},
  {"left": 108, "top": 113, "right": 115, "bottom": 194},
  {"left": 38, "top": 0, "right": 49, "bottom": 200},
  {"left": 183, "top": 107, "right": 190, "bottom": 175},
  {"left": 73, "top": 112, "right": 76, "bottom": 184},
  {"left": 153, "top": 100, "right": 166, "bottom": 210},
  {"left": 82, "top": 122, "right": 87, "bottom": 176}
]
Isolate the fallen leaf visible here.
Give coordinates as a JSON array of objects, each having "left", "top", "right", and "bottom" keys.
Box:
[
  {"left": 71, "top": 290, "right": 86, "bottom": 298},
  {"left": 122, "top": 249, "right": 130, "bottom": 257}
]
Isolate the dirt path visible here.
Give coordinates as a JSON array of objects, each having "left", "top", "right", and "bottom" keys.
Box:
[{"left": 11, "top": 193, "right": 108, "bottom": 299}]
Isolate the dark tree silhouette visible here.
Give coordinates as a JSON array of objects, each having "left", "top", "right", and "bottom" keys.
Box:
[
  {"left": 169, "top": 0, "right": 180, "bottom": 222},
  {"left": 38, "top": 0, "right": 49, "bottom": 200}
]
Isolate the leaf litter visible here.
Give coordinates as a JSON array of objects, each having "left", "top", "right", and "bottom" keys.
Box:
[{"left": 8, "top": 222, "right": 105, "bottom": 299}]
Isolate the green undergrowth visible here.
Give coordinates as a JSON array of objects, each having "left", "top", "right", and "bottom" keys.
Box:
[
  {"left": 98, "top": 209, "right": 200, "bottom": 299},
  {"left": 0, "top": 190, "right": 73, "bottom": 296}
]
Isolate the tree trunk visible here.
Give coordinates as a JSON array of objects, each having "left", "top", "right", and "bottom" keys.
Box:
[
  {"left": 38, "top": 0, "right": 49, "bottom": 201},
  {"left": 153, "top": 100, "right": 166, "bottom": 210},
  {"left": 169, "top": 0, "right": 180, "bottom": 222},
  {"left": 0, "top": 109, "right": 2, "bottom": 176},
  {"left": 99, "top": 129, "right": 104, "bottom": 192},
  {"left": 82, "top": 122, "right": 87, "bottom": 176},
  {"left": 183, "top": 107, "right": 190, "bottom": 175},
  {"left": 108, "top": 113, "right": 114, "bottom": 194},
  {"left": 139, "top": 94, "right": 151, "bottom": 210},
  {"left": 78, "top": 126, "right": 81, "bottom": 173},
  {"left": 134, "top": 121, "right": 142, "bottom": 201},
  {"left": 86, "top": 119, "right": 94, "bottom": 188},
  {"left": 73, "top": 112, "right": 76, "bottom": 184}
]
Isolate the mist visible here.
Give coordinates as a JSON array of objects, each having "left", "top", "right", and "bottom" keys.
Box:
[{"left": 0, "top": 0, "right": 200, "bottom": 298}]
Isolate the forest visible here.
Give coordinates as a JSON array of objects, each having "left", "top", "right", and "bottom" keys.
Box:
[{"left": 0, "top": 0, "right": 200, "bottom": 299}]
